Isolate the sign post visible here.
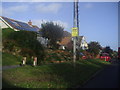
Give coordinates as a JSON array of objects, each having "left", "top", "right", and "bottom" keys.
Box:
[
  {"left": 72, "top": 27, "right": 78, "bottom": 63},
  {"left": 72, "top": 27, "right": 78, "bottom": 37}
]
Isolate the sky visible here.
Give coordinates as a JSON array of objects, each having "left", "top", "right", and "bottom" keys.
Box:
[
  {"left": 1, "top": 1, "right": 118, "bottom": 51},
  {"left": 1, "top": 0, "right": 120, "bottom": 2}
]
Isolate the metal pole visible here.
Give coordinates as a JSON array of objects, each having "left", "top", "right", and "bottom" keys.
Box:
[
  {"left": 73, "top": 0, "right": 79, "bottom": 63},
  {"left": 76, "top": 0, "right": 80, "bottom": 60},
  {"left": 73, "top": 37, "right": 76, "bottom": 63}
]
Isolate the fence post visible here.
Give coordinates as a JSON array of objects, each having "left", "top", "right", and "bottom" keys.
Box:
[
  {"left": 23, "top": 57, "right": 26, "bottom": 65},
  {"left": 33, "top": 57, "right": 37, "bottom": 66}
]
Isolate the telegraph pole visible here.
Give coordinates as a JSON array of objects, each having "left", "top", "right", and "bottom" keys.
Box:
[{"left": 73, "top": 0, "right": 79, "bottom": 63}]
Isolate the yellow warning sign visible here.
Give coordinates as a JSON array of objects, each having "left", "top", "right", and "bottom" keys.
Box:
[{"left": 72, "top": 27, "right": 78, "bottom": 37}]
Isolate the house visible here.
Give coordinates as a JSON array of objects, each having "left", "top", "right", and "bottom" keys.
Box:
[
  {"left": 37, "top": 33, "right": 49, "bottom": 47},
  {"left": 76, "top": 36, "right": 88, "bottom": 50},
  {"left": 58, "top": 31, "right": 88, "bottom": 50},
  {"left": 0, "top": 16, "right": 40, "bottom": 32},
  {"left": 0, "top": 16, "right": 48, "bottom": 47},
  {"left": 59, "top": 36, "right": 73, "bottom": 50}
]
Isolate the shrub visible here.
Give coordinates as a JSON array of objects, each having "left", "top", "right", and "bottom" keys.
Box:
[
  {"left": 20, "top": 48, "right": 35, "bottom": 57},
  {"left": 2, "top": 28, "right": 45, "bottom": 65},
  {"left": 3, "top": 40, "right": 17, "bottom": 52},
  {"left": 2, "top": 28, "right": 14, "bottom": 39}
]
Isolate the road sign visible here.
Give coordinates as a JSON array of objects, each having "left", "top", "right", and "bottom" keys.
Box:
[{"left": 72, "top": 27, "right": 78, "bottom": 37}]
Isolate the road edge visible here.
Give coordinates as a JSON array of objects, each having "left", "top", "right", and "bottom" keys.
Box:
[{"left": 75, "top": 65, "right": 109, "bottom": 88}]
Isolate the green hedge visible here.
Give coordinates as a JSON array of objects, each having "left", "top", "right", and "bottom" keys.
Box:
[{"left": 2, "top": 28, "right": 45, "bottom": 64}]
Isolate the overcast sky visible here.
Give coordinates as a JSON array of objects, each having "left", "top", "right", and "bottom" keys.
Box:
[{"left": 1, "top": 1, "right": 118, "bottom": 51}]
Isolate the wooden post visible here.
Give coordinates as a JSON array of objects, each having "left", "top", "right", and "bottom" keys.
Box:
[
  {"left": 23, "top": 57, "right": 26, "bottom": 65},
  {"left": 33, "top": 57, "right": 37, "bottom": 66}
]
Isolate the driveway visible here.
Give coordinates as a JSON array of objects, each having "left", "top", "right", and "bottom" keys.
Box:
[{"left": 83, "top": 62, "right": 120, "bottom": 88}]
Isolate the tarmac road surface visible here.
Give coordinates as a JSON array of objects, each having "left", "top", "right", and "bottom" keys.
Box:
[{"left": 83, "top": 62, "right": 120, "bottom": 88}]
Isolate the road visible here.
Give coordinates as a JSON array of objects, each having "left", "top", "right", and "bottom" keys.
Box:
[
  {"left": 83, "top": 61, "right": 120, "bottom": 88},
  {"left": 0, "top": 66, "right": 2, "bottom": 89}
]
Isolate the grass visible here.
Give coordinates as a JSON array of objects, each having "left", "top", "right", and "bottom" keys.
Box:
[
  {"left": 2, "top": 52, "right": 22, "bottom": 66},
  {"left": 3, "top": 59, "right": 111, "bottom": 88}
]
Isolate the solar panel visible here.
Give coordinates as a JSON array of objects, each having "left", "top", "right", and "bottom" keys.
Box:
[
  {"left": 3, "top": 17, "right": 39, "bottom": 32},
  {"left": 17, "top": 22, "right": 29, "bottom": 28}
]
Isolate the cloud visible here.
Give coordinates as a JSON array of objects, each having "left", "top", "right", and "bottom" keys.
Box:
[
  {"left": 8, "top": 5, "right": 28, "bottom": 12},
  {"left": 84, "top": 3, "right": 93, "bottom": 8},
  {"left": 2, "top": 0, "right": 72, "bottom": 2},
  {"left": 0, "top": 7, "right": 2, "bottom": 16},
  {"left": 35, "top": 3, "right": 62, "bottom": 14},
  {"left": 53, "top": 20, "right": 69, "bottom": 29},
  {"left": 32, "top": 19, "right": 69, "bottom": 29},
  {"left": 2, "top": 5, "right": 28, "bottom": 16},
  {"left": 2, "top": 8, "right": 12, "bottom": 16},
  {"left": 32, "top": 20, "right": 43, "bottom": 27},
  {"left": 2, "top": 0, "right": 120, "bottom": 2}
]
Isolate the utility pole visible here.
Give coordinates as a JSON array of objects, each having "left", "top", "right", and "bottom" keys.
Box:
[{"left": 73, "top": 0, "right": 79, "bottom": 63}]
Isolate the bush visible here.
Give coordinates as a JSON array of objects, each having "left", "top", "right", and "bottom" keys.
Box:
[
  {"left": 3, "top": 40, "right": 17, "bottom": 52},
  {"left": 2, "top": 28, "right": 14, "bottom": 39},
  {"left": 20, "top": 48, "right": 35, "bottom": 57},
  {"left": 2, "top": 28, "right": 45, "bottom": 64},
  {"left": 7, "top": 30, "right": 37, "bottom": 49},
  {"left": 26, "top": 57, "right": 33, "bottom": 65}
]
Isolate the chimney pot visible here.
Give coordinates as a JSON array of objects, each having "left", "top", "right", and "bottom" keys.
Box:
[{"left": 28, "top": 20, "right": 32, "bottom": 25}]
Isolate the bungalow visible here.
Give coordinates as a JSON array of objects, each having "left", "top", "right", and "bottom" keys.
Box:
[
  {"left": 0, "top": 16, "right": 48, "bottom": 47},
  {"left": 0, "top": 16, "right": 40, "bottom": 32}
]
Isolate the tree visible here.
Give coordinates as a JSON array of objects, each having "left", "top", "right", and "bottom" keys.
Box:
[
  {"left": 87, "top": 41, "right": 102, "bottom": 58},
  {"left": 102, "top": 46, "right": 113, "bottom": 57},
  {"left": 40, "top": 21, "right": 64, "bottom": 49},
  {"left": 112, "top": 50, "right": 118, "bottom": 58}
]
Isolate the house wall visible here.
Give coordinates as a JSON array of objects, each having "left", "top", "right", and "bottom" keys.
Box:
[
  {"left": 37, "top": 36, "right": 48, "bottom": 47},
  {"left": 0, "top": 19, "right": 9, "bottom": 29},
  {"left": 0, "top": 17, "right": 20, "bottom": 31},
  {"left": 80, "top": 37, "right": 88, "bottom": 49}
]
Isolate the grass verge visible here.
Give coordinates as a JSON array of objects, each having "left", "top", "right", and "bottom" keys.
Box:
[
  {"left": 2, "top": 59, "right": 111, "bottom": 88},
  {"left": 2, "top": 52, "right": 22, "bottom": 66}
]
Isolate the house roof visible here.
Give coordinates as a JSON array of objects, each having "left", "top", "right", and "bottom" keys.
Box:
[
  {"left": 59, "top": 36, "right": 87, "bottom": 46},
  {"left": 0, "top": 16, "right": 40, "bottom": 32},
  {"left": 58, "top": 35, "right": 88, "bottom": 49},
  {"left": 62, "top": 31, "right": 71, "bottom": 37},
  {"left": 76, "top": 36, "right": 84, "bottom": 43},
  {"left": 59, "top": 37, "right": 72, "bottom": 46}
]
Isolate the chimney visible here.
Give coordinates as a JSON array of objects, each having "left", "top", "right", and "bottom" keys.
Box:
[{"left": 28, "top": 20, "right": 32, "bottom": 25}]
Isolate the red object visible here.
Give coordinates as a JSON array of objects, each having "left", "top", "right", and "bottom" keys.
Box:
[
  {"left": 118, "top": 47, "right": 120, "bottom": 59},
  {"left": 100, "top": 53, "right": 111, "bottom": 61},
  {"left": 82, "top": 56, "right": 87, "bottom": 59}
]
